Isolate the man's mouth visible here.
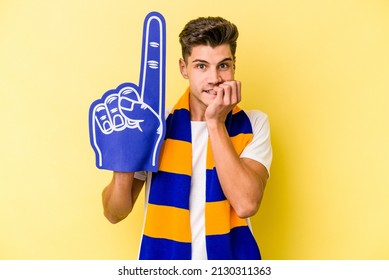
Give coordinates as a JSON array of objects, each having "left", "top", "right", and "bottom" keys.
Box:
[{"left": 204, "top": 89, "right": 216, "bottom": 94}]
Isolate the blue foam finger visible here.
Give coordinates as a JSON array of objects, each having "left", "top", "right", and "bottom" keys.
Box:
[{"left": 88, "top": 12, "right": 166, "bottom": 172}]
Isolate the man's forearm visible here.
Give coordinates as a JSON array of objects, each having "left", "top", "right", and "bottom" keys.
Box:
[
  {"left": 207, "top": 122, "right": 265, "bottom": 218},
  {"left": 102, "top": 172, "right": 136, "bottom": 224}
]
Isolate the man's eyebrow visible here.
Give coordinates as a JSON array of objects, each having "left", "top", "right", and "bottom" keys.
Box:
[
  {"left": 192, "top": 59, "right": 209, "bottom": 64},
  {"left": 191, "top": 57, "right": 233, "bottom": 64},
  {"left": 218, "top": 58, "right": 233, "bottom": 64}
]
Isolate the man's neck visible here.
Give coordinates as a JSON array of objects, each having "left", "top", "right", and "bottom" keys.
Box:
[{"left": 189, "top": 95, "right": 207, "bottom": 121}]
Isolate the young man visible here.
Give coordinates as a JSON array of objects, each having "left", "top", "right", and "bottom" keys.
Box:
[{"left": 102, "top": 16, "right": 272, "bottom": 260}]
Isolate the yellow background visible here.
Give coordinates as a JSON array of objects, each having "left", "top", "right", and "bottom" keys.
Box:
[{"left": 1, "top": 0, "right": 388, "bottom": 259}]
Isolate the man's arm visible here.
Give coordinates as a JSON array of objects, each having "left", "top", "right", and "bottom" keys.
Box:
[
  {"left": 102, "top": 172, "right": 145, "bottom": 224},
  {"left": 205, "top": 81, "right": 268, "bottom": 219},
  {"left": 207, "top": 122, "right": 268, "bottom": 218}
]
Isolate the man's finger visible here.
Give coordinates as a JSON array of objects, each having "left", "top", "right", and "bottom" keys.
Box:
[
  {"left": 236, "top": 81, "right": 242, "bottom": 103},
  {"left": 138, "top": 12, "right": 166, "bottom": 116},
  {"left": 214, "top": 86, "right": 224, "bottom": 105}
]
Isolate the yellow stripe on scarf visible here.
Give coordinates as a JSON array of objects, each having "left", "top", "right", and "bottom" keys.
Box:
[
  {"left": 159, "top": 139, "right": 191, "bottom": 176},
  {"left": 205, "top": 201, "right": 248, "bottom": 235},
  {"left": 143, "top": 203, "right": 191, "bottom": 243}
]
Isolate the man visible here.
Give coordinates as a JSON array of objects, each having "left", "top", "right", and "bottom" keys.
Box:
[{"left": 102, "top": 16, "right": 272, "bottom": 260}]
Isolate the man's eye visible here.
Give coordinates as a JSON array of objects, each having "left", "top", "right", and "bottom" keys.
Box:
[
  {"left": 196, "top": 64, "right": 206, "bottom": 69},
  {"left": 219, "top": 63, "right": 230, "bottom": 69}
]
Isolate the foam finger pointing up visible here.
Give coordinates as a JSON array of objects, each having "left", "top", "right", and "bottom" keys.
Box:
[{"left": 138, "top": 12, "right": 166, "bottom": 113}]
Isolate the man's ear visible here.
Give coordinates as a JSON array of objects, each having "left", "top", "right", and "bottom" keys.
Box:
[{"left": 179, "top": 58, "right": 189, "bottom": 79}]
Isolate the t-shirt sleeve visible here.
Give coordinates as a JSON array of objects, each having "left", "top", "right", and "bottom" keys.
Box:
[
  {"left": 134, "top": 171, "right": 147, "bottom": 181},
  {"left": 240, "top": 110, "right": 273, "bottom": 176}
]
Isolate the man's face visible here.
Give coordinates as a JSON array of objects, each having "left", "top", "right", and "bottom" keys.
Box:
[{"left": 179, "top": 44, "right": 235, "bottom": 113}]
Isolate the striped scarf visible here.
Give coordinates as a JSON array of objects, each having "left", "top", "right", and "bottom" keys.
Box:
[{"left": 139, "top": 88, "right": 261, "bottom": 260}]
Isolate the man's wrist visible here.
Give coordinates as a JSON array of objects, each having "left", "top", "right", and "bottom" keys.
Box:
[
  {"left": 206, "top": 119, "right": 227, "bottom": 136},
  {"left": 113, "top": 172, "right": 134, "bottom": 187}
]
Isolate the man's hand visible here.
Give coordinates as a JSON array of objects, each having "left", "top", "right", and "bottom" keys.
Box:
[
  {"left": 205, "top": 80, "right": 241, "bottom": 124},
  {"left": 89, "top": 12, "right": 166, "bottom": 172}
]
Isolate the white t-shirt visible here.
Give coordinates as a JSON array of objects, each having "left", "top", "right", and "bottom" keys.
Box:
[{"left": 135, "top": 110, "right": 272, "bottom": 260}]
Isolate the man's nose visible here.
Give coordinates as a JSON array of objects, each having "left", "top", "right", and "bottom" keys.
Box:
[{"left": 207, "top": 68, "right": 222, "bottom": 85}]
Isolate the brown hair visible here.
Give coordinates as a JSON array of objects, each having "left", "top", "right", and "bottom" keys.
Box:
[{"left": 179, "top": 16, "right": 239, "bottom": 61}]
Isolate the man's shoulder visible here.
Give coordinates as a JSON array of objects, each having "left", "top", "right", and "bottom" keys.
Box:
[{"left": 242, "top": 109, "right": 269, "bottom": 125}]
